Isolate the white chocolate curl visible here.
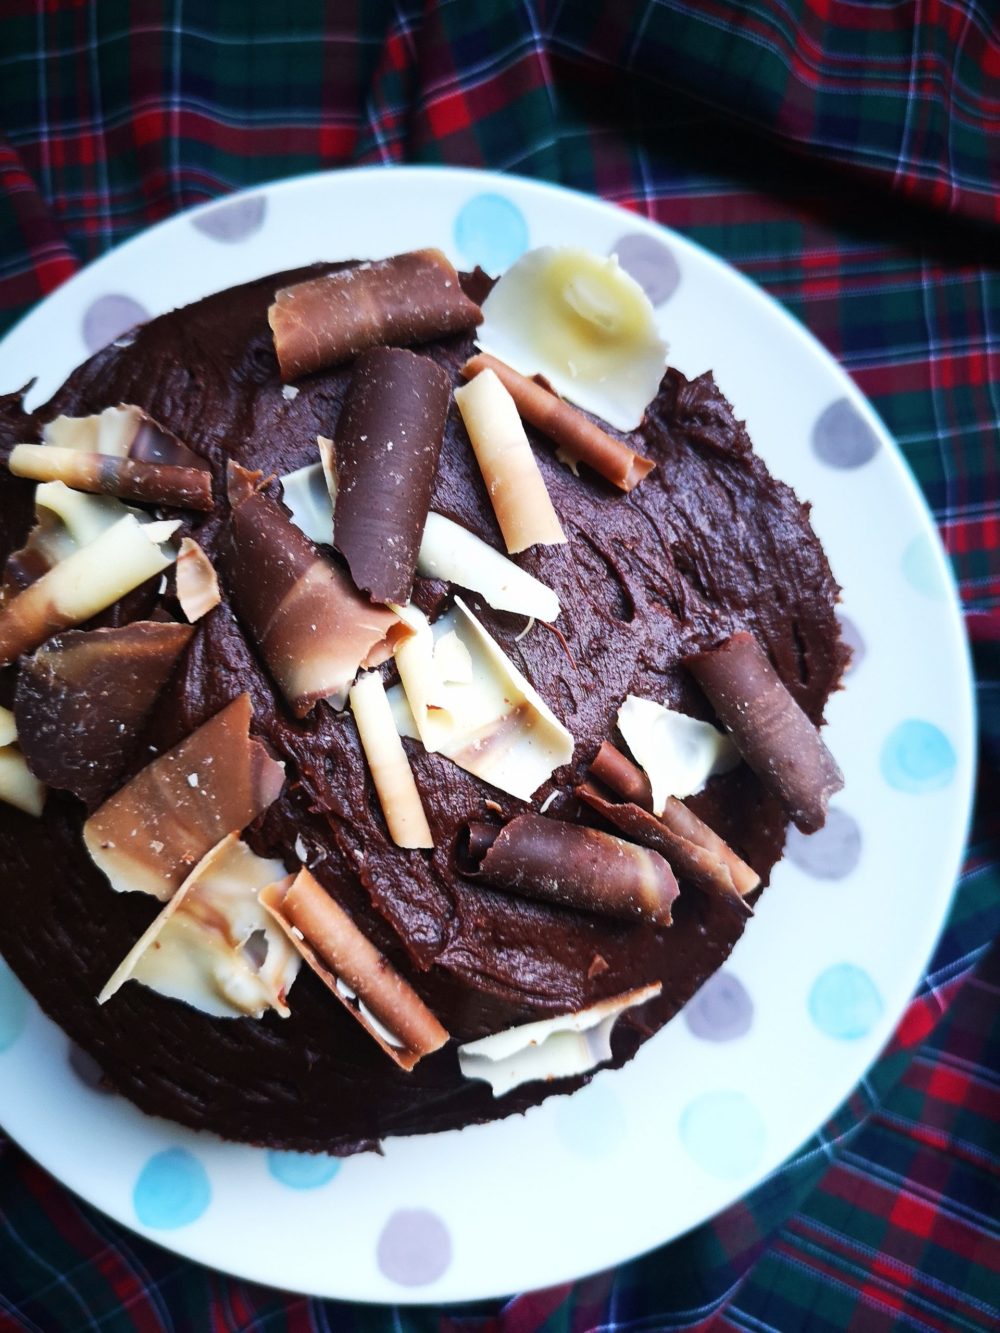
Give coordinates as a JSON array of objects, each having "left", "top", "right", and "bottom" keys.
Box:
[
  {"left": 0, "top": 705, "right": 16, "bottom": 747},
  {"left": 0, "top": 514, "right": 180, "bottom": 665},
  {"left": 454, "top": 369, "right": 566, "bottom": 555},
  {"left": 417, "top": 511, "right": 560, "bottom": 621},
  {"left": 175, "top": 538, "right": 220, "bottom": 621},
  {"left": 617, "top": 694, "right": 739, "bottom": 813},
  {"left": 349, "top": 672, "right": 433, "bottom": 849},
  {"left": 0, "top": 745, "right": 46, "bottom": 816}
]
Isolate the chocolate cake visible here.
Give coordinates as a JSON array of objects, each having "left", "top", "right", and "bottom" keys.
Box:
[{"left": 0, "top": 250, "right": 848, "bottom": 1154}]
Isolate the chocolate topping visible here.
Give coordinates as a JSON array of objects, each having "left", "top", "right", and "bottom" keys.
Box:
[
  {"left": 333, "top": 347, "right": 451, "bottom": 604},
  {"left": 684, "top": 630, "right": 843, "bottom": 833},
  {"left": 220, "top": 465, "right": 399, "bottom": 715},
  {"left": 42, "top": 403, "right": 209, "bottom": 470},
  {"left": 9, "top": 444, "right": 213, "bottom": 510},
  {"left": 175, "top": 538, "right": 221, "bottom": 621},
  {"left": 461, "top": 353, "right": 655, "bottom": 492},
  {"left": 591, "top": 739, "right": 654, "bottom": 810},
  {"left": 269, "top": 248, "right": 482, "bottom": 380},
  {"left": 463, "top": 811, "right": 679, "bottom": 926},
  {"left": 14, "top": 621, "right": 195, "bottom": 806}
]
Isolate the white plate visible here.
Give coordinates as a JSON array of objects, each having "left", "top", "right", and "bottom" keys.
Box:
[{"left": 0, "top": 167, "right": 975, "bottom": 1304}]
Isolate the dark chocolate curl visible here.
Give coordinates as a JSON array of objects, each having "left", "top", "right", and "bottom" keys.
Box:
[
  {"left": 268, "top": 249, "right": 483, "bottom": 381},
  {"left": 9, "top": 445, "right": 213, "bottom": 511},
  {"left": 220, "top": 464, "right": 398, "bottom": 715},
  {"left": 684, "top": 630, "right": 843, "bottom": 833},
  {"left": 14, "top": 621, "right": 194, "bottom": 807},
  {"left": 464, "top": 811, "right": 678, "bottom": 926},
  {"left": 334, "top": 347, "right": 451, "bottom": 604},
  {"left": 577, "top": 783, "right": 757, "bottom": 912},
  {"left": 591, "top": 740, "right": 654, "bottom": 810}
]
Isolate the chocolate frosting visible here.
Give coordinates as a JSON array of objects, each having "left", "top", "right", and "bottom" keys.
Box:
[{"left": 0, "top": 261, "right": 847, "bottom": 1153}]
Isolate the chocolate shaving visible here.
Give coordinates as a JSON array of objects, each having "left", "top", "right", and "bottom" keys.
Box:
[
  {"left": 577, "top": 783, "right": 756, "bottom": 912},
  {"left": 268, "top": 249, "right": 482, "bottom": 381},
  {"left": 461, "top": 353, "right": 655, "bottom": 492},
  {"left": 684, "top": 631, "right": 843, "bottom": 833},
  {"left": 9, "top": 444, "right": 213, "bottom": 511},
  {"left": 14, "top": 621, "right": 194, "bottom": 807},
  {"left": 333, "top": 347, "right": 450, "bottom": 604},
  {"left": 175, "top": 538, "right": 220, "bottom": 621},
  {"left": 461, "top": 811, "right": 678, "bottom": 926},
  {"left": 83, "top": 692, "right": 285, "bottom": 900},
  {"left": 591, "top": 739, "right": 654, "bottom": 810},
  {"left": 126, "top": 414, "right": 207, "bottom": 470},
  {"left": 42, "top": 403, "right": 209, "bottom": 470},
  {"left": 260, "top": 869, "right": 449, "bottom": 1070},
  {"left": 219, "top": 464, "right": 399, "bottom": 715}
]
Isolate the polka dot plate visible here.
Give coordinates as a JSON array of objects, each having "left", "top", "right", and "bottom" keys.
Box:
[{"left": 0, "top": 167, "right": 975, "bottom": 1303}]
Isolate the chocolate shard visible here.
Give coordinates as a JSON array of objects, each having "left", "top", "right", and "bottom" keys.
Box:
[
  {"left": 268, "top": 249, "right": 483, "bottom": 381},
  {"left": 461, "top": 353, "right": 655, "bottom": 492},
  {"left": 9, "top": 444, "right": 213, "bottom": 511},
  {"left": 83, "top": 693, "right": 285, "bottom": 901},
  {"left": 260, "top": 868, "right": 449, "bottom": 1071},
  {"left": 41, "top": 404, "right": 209, "bottom": 470},
  {"left": 684, "top": 631, "right": 843, "bottom": 833},
  {"left": 462, "top": 811, "right": 678, "bottom": 926},
  {"left": 175, "top": 537, "right": 220, "bottom": 621},
  {"left": 591, "top": 739, "right": 654, "bottom": 810},
  {"left": 219, "top": 464, "right": 399, "bottom": 715},
  {"left": 14, "top": 621, "right": 195, "bottom": 807},
  {"left": 333, "top": 347, "right": 451, "bottom": 604},
  {"left": 577, "top": 782, "right": 756, "bottom": 912}
]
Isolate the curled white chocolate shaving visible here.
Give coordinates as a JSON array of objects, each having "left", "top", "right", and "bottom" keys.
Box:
[
  {"left": 175, "top": 538, "right": 220, "bottom": 622},
  {"left": 617, "top": 694, "right": 739, "bottom": 813},
  {"left": 349, "top": 671, "right": 433, "bottom": 849},
  {"left": 0, "top": 744, "right": 46, "bottom": 817},
  {"left": 279, "top": 461, "right": 333, "bottom": 546},
  {"left": 454, "top": 369, "right": 566, "bottom": 555},
  {"left": 416, "top": 511, "right": 560, "bottom": 621},
  {"left": 0, "top": 705, "right": 17, "bottom": 748}
]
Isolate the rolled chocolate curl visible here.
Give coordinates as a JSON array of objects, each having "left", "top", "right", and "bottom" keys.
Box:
[
  {"left": 41, "top": 404, "right": 208, "bottom": 470},
  {"left": 590, "top": 740, "right": 654, "bottom": 810},
  {"left": 462, "top": 811, "right": 678, "bottom": 926},
  {"left": 349, "top": 671, "right": 434, "bottom": 849},
  {"left": 577, "top": 782, "right": 757, "bottom": 911},
  {"left": 684, "top": 631, "right": 843, "bottom": 833},
  {"left": 260, "top": 868, "right": 449, "bottom": 1070},
  {"left": 454, "top": 368, "right": 567, "bottom": 554},
  {"left": 175, "top": 538, "right": 220, "bottom": 621},
  {"left": 83, "top": 692, "right": 286, "bottom": 901},
  {"left": 1, "top": 483, "right": 131, "bottom": 600},
  {"left": 0, "top": 514, "right": 179, "bottom": 666},
  {"left": 15, "top": 620, "right": 195, "bottom": 806},
  {"left": 9, "top": 444, "right": 213, "bottom": 511},
  {"left": 461, "top": 353, "right": 655, "bottom": 492},
  {"left": 268, "top": 249, "right": 482, "bottom": 381},
  {"left": 333, "top": 347, "right": 451, "bottom": 604},
  {"left": 219, "top": 465, "right": 399, "bottom": 715}
]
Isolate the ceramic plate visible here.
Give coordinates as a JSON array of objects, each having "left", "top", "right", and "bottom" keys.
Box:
[{"left": 0, "top": 167, "right": 975, "bottom": 1304}]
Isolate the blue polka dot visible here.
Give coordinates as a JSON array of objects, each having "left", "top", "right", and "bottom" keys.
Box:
[
  {"left": 267, "top": 1150, "right": 342, "bottom": 1189},
  {"left": 133, "top": 1148, "right": 211, "bottom": 1229},
  {"left": 902, "top": 534, "right": 948, "bottom": 600},
  {"left": 679, "top": 1090, "right": 766, "bottom": 1179},
  {"left": 0, "top": 960, "right": 28, "bottom": 1053},
  {"left": 881, "top": 720, "right": 956, "bottom": 794},
  {"left": 556, "top": 1079, "right": 627, "bottom": 1158},
  {"left": 453, "top": 194, "right": 529, "bottom": 275},
  {"left": 808, "top": 964, "right": 883, "bottom": 1040}
]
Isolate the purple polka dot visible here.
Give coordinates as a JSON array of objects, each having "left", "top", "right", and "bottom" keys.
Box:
[
  {"left": 684, "top": 971, "right": 753, "bottom": 1042},
  {"left": 786, "top": 807, "right": 862, "bottom": 880},
  {"left": 377, "top": 1209, "right": 452, "bottom": 1287},
  {"left": 812, "top": 398, "right": 880, "bottom": 468},
  {"left": 611, "top": 233, "right": 680, "bottom": 305},
  {"left": 838, "top": 613, "right": 865, "bottom": 674},
  {"left": 81, "top": 294, "right": 149, "bottom": 353},
  {"left": 68, "top": 1043, "right": 113, "bottom": 1092},
  {"left": 192, "top": 195, "right": 267, "bottom": 242}
]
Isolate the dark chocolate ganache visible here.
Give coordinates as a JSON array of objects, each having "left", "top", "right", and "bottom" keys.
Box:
[{"left": 0, "top": 265, "right": 847, "bottom": 1153}]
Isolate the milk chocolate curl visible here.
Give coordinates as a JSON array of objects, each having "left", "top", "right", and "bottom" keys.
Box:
[
  {"left": 333, "top": 347, "right": 450, "bottom": 604},
  {"left": 684, "top": 631, "right": 843, "bottom": 833},
  {"left": 268, "top": 249, "right": 482, "bottom": 381},
  {"left": 175, "top": 538, "right": 220, "bottom": 621},
  {"left": 9, "top": 444, "right": 213, "bottom": 511},
  {"left": 461, "top": 353, "right": 655, "bottom": 492},
  {"left": 83, "top": 693, "right": 285, "bottom": 901},
  {"left": 577, "top": 783, "right": 757, "bottom": 911},
  {"left": 0, "top": 514, "right": 179, "bottom": 666},
  {"left": 591, "top": 740, "right": 654, "bottom": 810},
  {"left": 463, "top": 811, "right": 677, "bottom": 926},
  {"left": 454, "top": 369, "right": 566, "bottom": 554},
  {"left": 260, "top": 869, "right": 449, "bottom": 1070},
  {"left": 220, "top": 465, "right": 399, "bottom": 715},
  {"left": 14, "top": 621, "right": 194, "bottom": 806}
]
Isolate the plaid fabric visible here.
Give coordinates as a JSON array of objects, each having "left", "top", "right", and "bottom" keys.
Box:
[{"left": 1, "top": 3, "right": 998, "bottom": 1329}]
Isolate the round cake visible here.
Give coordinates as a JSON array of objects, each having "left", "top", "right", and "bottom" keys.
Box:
[{"left": 0, "top": 253, "right": 848, "bottom": 1154}]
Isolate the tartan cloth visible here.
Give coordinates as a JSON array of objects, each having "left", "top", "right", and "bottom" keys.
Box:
[{"left": 1, "top": 2, "right": 998, "bottom": 1329}]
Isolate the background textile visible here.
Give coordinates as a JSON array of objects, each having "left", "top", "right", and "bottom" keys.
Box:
[{"left": 0, "top": 3, "right": 998, "bottom": 1329}]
